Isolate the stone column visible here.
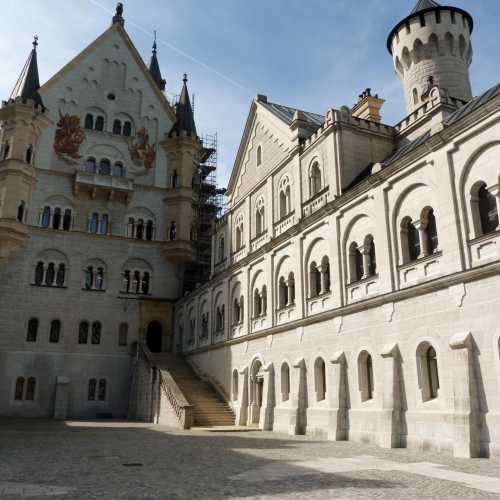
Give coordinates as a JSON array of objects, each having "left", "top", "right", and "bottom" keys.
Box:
[
  {"left": 288, "top": 358, "right": 305, "bottom": 435},
  {"left": 328, "top": 352, "right": 348, "bottom": 441},
  {"left": 261, "top": 363, "right": 275, "bottom": 431},
  {"left": 449, "top": 331, "right": 480, "bottom": 458},
  {"left": 236, "top": 367, "right": 248, "bottom": 426},
  {"left": 379, "top": 343, "right": 402, "bottom": 448}
]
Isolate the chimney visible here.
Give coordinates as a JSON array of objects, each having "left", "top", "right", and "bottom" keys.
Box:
[{"left": 351, "top": 88, "right": 385, "bottom": 123}]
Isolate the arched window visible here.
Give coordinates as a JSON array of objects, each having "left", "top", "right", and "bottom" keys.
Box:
[
  {"left": 15, "top": 377, "right": 25, "bottom": 401},
  {"left": 118, "top": 323, "right": 128, "bottom": 346},
  {"left": 45, "top": 263, "right": 55, "bottom": 286},
  {"left": 218, "top": 236, "right": 225, "bottom": 262},
  {"left": 235, "top": 215, "right": 244, "bottom": 251},
  {"left": 91, "top": 322, "right": 101, "bottom": 345},
  {"left": 315, "top": 358, "right": 326, "bottom": 402},
  {"left": 423, "top": 208, "right": 439, "bottom": 255},
  {"left": 89, "top": 213, "right": 99, "bottom": 234},
  {"left": 52, "top": 208, "right": 62, "bottom": 230},
  {"left": 17, "top": 201, "right": 26, "bottom": 223},
  {"left": 171, "top": 169, "right": 179, "bottom": 189},
  {"left": 56, "top": 263, "right": 66, "bottom": 287},
  {"left": 169, "top": 222, "right": 177, "bottom": 241},
  {"left": 309, "top": 162, "right": 322, "bottom": 198},
  {"left": 85, "top": 266, "right": 94, "bottom": 290},
  {"left": 84, "top": 114, "right": 94, "bottom": 130},
  {"left": 95, "top": 116, "right": 105, "bottom": 132},
  {"left": 401, "top": 217, "right": 420, "bottom": 263},
  {"left": 25, "top": 377, "right": 36, "bottom": 401},
  {"left": 79, "top": 321, "right": 89, "bottom": 344},
  {"left": 232, "top": 369, "right": 239, "bottom": 401},
  {"left": 98, "top": 379, "right": 106, "bottom": 401},
  {"left": 279, "top": 176, "right": 291, "bottom": 219},
  {"left": 85, "top": 157, "right": 96, "bottom": 173},
  {"left": 426, "top": 346, "right": 439, "bottom": 399},
  {"left": 88, "top": 379, "right": 97, "bottom": 401},
  {"left": 309, "top": 261, "right": 321, "bottom": 298},
  {"left": 321, "top": 256, "right": 331, "bottom": 293},
  {"left": 136, "top": 219, "right": 144, "bottom": 240},
  {"left": 123, "top": 121, "right": 132, "bottom": 137},
  {"left": 96, "top": 268, "right": 104, "bottom": 290},
  {"left": 349, "top": 242, "right": 364, "bottom": 283},
  {"left": 123, "top": 270, "right": 131, "bottom": 293},
  {"left": 25, "top": 145, "right": 33, "bottom": 164},
  {"left": 49, "top": 320, "right": 61, "bottom": 343},
  {"left": 477, "top": 184, "right": 499, "bottom": 235},
  {"left": 41, "top": 206, "right": 50, "bottom": 228},
  {"left": 113, "top": 119, "right": 122, "bottom": 135},
  {"left": 445, "top": 32, "right": 455, "bottom": 55},
  {"left": 62, "top": 209, "right": 72, "bottom": 231},
  {"left": 99, "top": 159, "right": 111, "bottom": 176},
  {"left": 256, "top": 145, "right": 262, "bottom": 166},
  {"left": 358, "top": 351, "right": 374, "bottom": 402},
  {"left": 112, "top": 162, "right": 124, "bottom": 177},
  {"left": 281, "top": 363, "right": 290, "bottom": 402},
  {"left": 26, "top": 318, "right": 38, "bottom": 342},
  {"left": 253, "top": 289, "right": 261, "bottom": 318},
  {"left": 133, "top": 271, "right": 141, "bottom": 293},
  {"left": 288, "top": 272, "right": 296, "bottom": 304},
  {"left": 255, "top": 198, "right": 265, "bottom": 236},
  {"left": 141, "top": 272, "right": 150, "bottom": 294},
  {"left": 127, "top": 218, "right": 135, "bottom": 238},
  {"left": 146, "top": 220, "right": 154, "bottom": 241},
  {"left": 278, "top": 277, "right": 287, "bottom": 309},
  {"left": 34, "top": 262, "right": 44, "bottom": 285},
  {"left": 99, "top": 214, "right": 109, "bottom": 235},
  {"left": 365, "top": 235, "right": 377, "bottom": 276}
]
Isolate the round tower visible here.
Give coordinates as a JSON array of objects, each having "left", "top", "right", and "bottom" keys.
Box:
[{"left": 387, "top": 0, "right": 474, "bottom": 115}]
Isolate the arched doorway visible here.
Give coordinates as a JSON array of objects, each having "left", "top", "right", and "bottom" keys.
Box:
[
  {"left": 249, "top": 359, "right": 264, "bottom": 426},
  {"left": 146, "top": 321, "right": 162, "bottom": 353}
]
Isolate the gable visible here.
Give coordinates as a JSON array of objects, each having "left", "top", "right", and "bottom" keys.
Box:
[{"left": 228, "top": 101, "right": 297, "bottom": 203}]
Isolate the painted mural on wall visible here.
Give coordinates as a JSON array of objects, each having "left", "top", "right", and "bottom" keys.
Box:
[
  {"left": 129, "top": 127, "right": 156, "bottom": 169},
  {"left": 53, "top": 112, "right": 86, "bottom": 163}
]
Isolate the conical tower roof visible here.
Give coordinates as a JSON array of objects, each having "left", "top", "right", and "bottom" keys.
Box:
[
  {"left": 149, "top": 35, "right": 166, "bottom": 91},
  {"left": 9, "top": 37, "right": 44, "bottom": 109},
  {"left": 411, "top": 0, "right": 440, "bottom": 14},
  {"left": 170, "top": 74, "right": 197, "bottom": 137}
]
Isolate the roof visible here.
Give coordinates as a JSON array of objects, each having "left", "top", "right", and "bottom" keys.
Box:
[
  {"left": 411, "top": 0, "right": 440, "bottom": 14},
  {"left": 170, "top": 75, "right": 197, "bottom": 137},
  {"left": 260, "top": 101, "right": 324, "bottom": 128},
  {"left": 444, "top": 82, "right": 500, "bottom": 127},
  {"left": 9, "top": 38, "right": 44, "bottom": 109},
  {"left": 149, "top": 41, "right": 166, "bottom": 91}
]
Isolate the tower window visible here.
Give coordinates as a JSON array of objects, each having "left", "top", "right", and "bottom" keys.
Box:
[
  {"left": 25, "top": 145, "right": 34, "bottom": 164},
  {"left": 419, "top": 13, "right": 426, "bottom": 27},
  {"left": 26, "top": 318, "right": 39, "bottom": 342},
  {"left": 49, "top": 320, "right": 61, "bottom": 343}
]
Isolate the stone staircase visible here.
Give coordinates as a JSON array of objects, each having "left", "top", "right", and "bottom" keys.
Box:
[{"left": 149, "top": 353, "right": 235, "bottom": 428}]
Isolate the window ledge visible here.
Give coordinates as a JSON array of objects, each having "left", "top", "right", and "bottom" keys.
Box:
[
  {"left": 468, "top": 230, "right": 500, "bottom": 245},
  {"left": 120, "top": 291, "right": 152, "bottom": 297},
  {"left": 82, "top": 288, "right": 106, "bottom": 293},
  {"left": 31, "top": 284, "right": 67, "bottom": 289},
  {"left": 347, "top": 273, "right": 379, "bottom": 286},
  {"left": 398, "top": 250, "right": 443, "bottom": 270},
  {"left": 276, "top": 302, "right": 296, "bottom": 312}
]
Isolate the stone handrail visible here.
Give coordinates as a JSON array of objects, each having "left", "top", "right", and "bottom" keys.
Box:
[{"left": 137, "top": 343, "right": 194, "bottom": 429}]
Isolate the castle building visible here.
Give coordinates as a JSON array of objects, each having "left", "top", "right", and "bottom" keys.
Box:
[
  {"left": 0, "top": 4, "right": 215, "bottom": 419},
  {"left": 1, "top": 0, "right": 500, "bottom": 460},
  {"left": 174, "top": 0, "right": 500, "bottom": 459}
]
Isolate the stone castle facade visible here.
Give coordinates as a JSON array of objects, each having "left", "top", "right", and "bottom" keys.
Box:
[{"left": 1, "top": 0, "right": 500, "bottom": 460}]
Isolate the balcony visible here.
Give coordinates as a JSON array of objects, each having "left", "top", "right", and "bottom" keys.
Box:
[
  {"left": 398, "top": 251, "right": 443, "bottom": 288},
  {"left": 345, "top": 275, "right": 379, "bottom": 304},
  {"left": 161, "top": 240, "right": 197, "bottom": 263},
  {"left": 274, "top": 211, "right": 297, "bottom": 237},
  {"left": 74, "top": 168, "right": 133, "bottom": 202},
  {"left": 302, "top": 188, "right": 330, "bottom": 218},
  {"left": 250, "top": 230, "right": 269, "bottom": 253},
  {"left": 307, "top": 291, "right": 333, "bottom": 315}
]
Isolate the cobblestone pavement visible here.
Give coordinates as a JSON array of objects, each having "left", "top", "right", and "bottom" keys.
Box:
[{"left": 1, "top": 419, "right": 500, "bottom": 499}]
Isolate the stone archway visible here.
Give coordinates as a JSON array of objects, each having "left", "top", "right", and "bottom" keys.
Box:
[
  {"left": 146, "top": 321, "right": 163, "bottom": 353},
  {"left": 248, "top": 359, "right": 264, "bottom": 425}
]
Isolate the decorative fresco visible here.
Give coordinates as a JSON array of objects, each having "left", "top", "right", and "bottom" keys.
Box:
[
  {"left": 53, "top": 112, "right": 86, "bottom": 162},
  {"left": 129, "top": 127, "right": 156, "bottom": 169}
]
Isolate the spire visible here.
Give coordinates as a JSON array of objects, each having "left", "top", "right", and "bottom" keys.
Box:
[
  {"left": 112, "top": 2, "right": 124, "bottom": 27},
  {"left": 171, "top": 74, "right": 197, "bottom": 137},
  {"left": 149, "top": 31, "right": 166, "bottom": 91},
  {"left": 9, "top": 36, "right": 44, "bottom": 109},
  {"left": 411, "top": 0, "right": 440, "bottom": 14}
]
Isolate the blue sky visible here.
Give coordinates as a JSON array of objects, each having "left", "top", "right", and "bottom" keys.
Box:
[{"left": 0, "top": 0, "right": 498, "bottom": 185}]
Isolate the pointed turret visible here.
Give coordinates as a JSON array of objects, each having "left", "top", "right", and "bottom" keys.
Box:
[
  {"left": 411, "top": 0, "right": 440, "bottom": 14},
  {"left": 170, "top": 74, "right": 197, "bottom": 137},
  {"left": 149, "top": 34, "right": 166, "bottom": 91},
  {"left": 9, "top": 36, "right": 44, "bottom": 110}
]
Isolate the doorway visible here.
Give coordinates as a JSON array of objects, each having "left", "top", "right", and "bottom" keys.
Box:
[{"left": 146, "top": 321, "right": 162, "bottom": 353}]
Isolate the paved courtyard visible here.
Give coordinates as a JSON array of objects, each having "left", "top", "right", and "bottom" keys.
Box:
[{"left": 1, "top": 419, "right": 500, "bottom": 499}]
